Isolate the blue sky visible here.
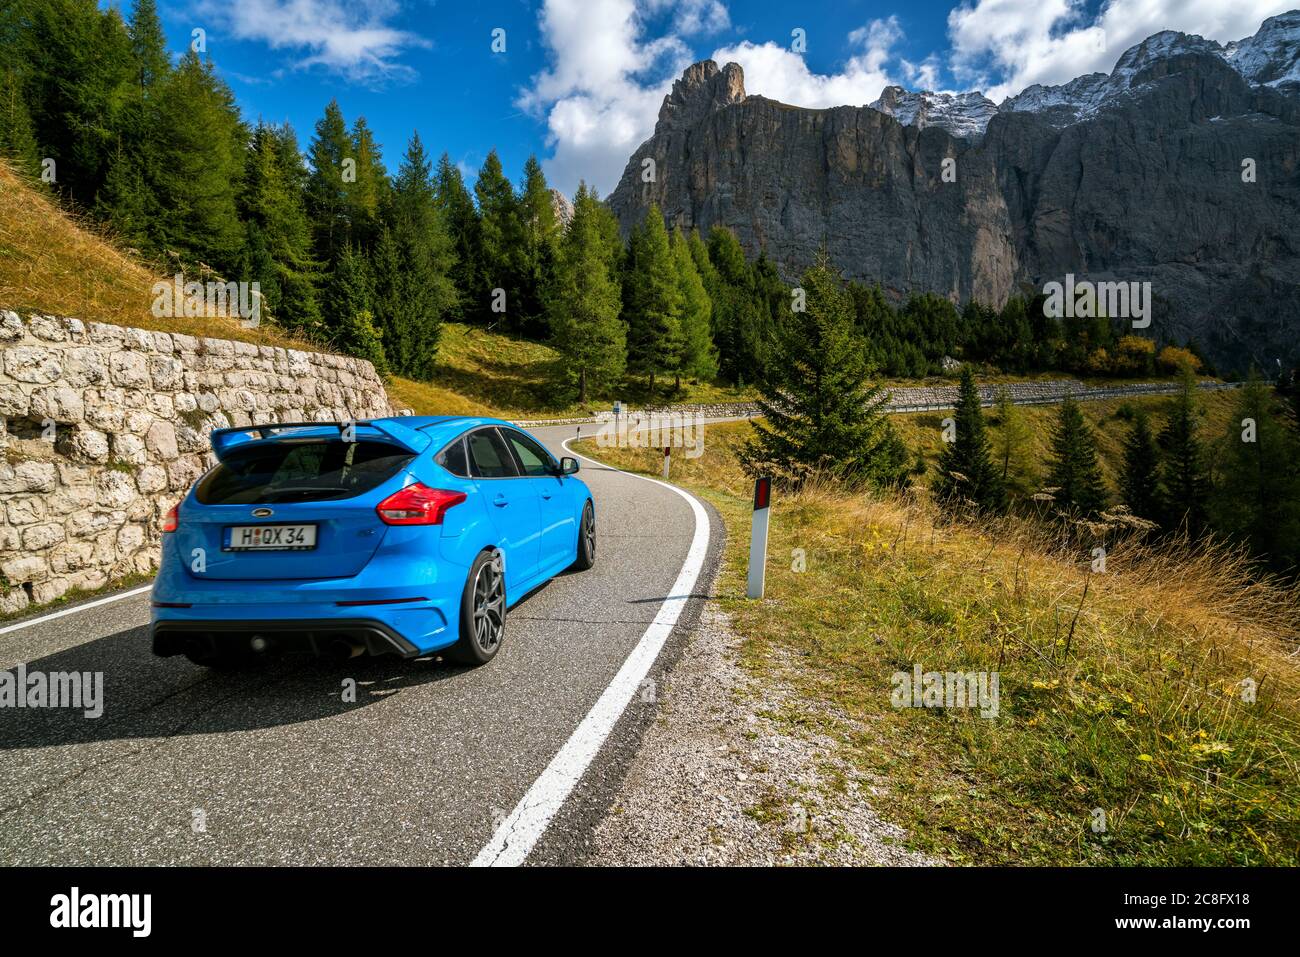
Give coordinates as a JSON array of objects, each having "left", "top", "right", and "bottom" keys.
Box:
[{"left": 129, "top": 1, "right": 1294, "bottom": 196}]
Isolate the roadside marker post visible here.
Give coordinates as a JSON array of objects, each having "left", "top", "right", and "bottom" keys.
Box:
[
  {"left": 662, "top": 445, "right": 671, "bottom": 479},
  {"left": 747, "top": 477, "right": 771, "bottom": 599}
]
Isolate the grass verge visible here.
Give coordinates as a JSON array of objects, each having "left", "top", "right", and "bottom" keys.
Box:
[{"left": 578, "top": 419, "right": 1300, "bottom": 865}]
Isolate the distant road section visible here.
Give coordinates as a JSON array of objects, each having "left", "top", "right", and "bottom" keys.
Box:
[{"left": 513, "top": 379, "right": 1241, "bottom": 427}]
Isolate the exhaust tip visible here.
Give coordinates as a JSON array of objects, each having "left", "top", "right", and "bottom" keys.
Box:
[{"left": 329, "top": 637, "right": 365, "bottom": 659}]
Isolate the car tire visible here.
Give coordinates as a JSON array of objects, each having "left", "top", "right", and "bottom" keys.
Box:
[
  {"left": 571, "top": 500, "right": 595, "bottom": 571},
  {"left": 447, "top": 550, "right": 506, "bottom": 666}
]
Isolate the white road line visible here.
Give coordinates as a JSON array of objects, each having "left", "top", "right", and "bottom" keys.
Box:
[
  {"left": 471, "top": 438, "right": 711, "bottom": 867},
  {"left": 0, "top": 584, "right": 153, "bottom": 637}
]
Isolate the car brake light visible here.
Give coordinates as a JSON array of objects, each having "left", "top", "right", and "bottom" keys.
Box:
[
  {"left": 376, "top": 483, "right": 466, "bottom": 525},
  {"left": 162, "top": 503, "right": 179, "bottom": 533}
]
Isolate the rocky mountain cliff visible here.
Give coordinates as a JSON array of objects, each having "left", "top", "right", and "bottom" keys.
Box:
[{"left": 607, "top": 12, "right": 1300, "bottom": 371}]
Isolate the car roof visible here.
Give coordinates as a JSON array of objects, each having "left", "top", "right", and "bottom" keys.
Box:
[{"left": 384, "top": 415, "right": 522, "bottom": 443}]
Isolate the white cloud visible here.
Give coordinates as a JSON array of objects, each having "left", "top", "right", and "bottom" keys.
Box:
[
  {"left": 195, "top": 0, "right": 429, "bottom": 84},
  {"left": 948, "top": 0, "right": 1296, "bottom": 101},
  {"left": 523, "top": 2, "right": 911, "bottom": 196},
  {"left": 711, "top": 17, "right": 901, "bottom": 108},
  {"left": 519, "top": 0, "right": 699, "bottom": 197},
  {"left": 902, "top": 54, "right": 942, "bottom": 91}
]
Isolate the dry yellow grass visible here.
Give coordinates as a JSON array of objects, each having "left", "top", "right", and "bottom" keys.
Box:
[
  {"left": 0, "top": 160, "right": 320, "bottom": 350},
  {"left": 583, "top": 420, "right": 1300, "bottom": 864}
]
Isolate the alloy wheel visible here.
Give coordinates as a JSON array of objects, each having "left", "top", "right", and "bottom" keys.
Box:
[{"left": 472, "top": 559, "right": 505, "bottom": 653}]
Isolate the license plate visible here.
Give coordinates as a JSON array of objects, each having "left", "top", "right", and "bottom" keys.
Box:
[{"left": 223, "top": 524, "right": 317, "bottom": 551}]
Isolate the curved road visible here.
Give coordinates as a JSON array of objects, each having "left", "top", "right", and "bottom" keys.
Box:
[{"left": 0, "top": 423, "right": 722, "bottom": 866}]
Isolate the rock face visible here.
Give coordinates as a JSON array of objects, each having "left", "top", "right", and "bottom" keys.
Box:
[
  {"left": 608, "top": 12, "right": 1300, "bottom": 370},
  {"left": 0, "top": 311, "right": 394, "bottom": 614},
  {"left": 610, "top": 60, "right": 1018, "bottom": 307},
  {"left": 550, "top": 188, "right": 575, "bottom": 228}
]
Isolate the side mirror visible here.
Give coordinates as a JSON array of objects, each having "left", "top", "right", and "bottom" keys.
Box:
[{"left": 559, "top": 456, "right": 580, "bottom": 475}]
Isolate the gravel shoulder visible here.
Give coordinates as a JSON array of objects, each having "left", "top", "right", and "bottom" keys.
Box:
[{"left": 585, "top": 601, "right": 941, "bottom": 867}]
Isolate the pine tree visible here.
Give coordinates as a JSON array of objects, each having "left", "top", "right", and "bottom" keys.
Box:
[
  {"left": 371, "top": 132, "right": 457, "bottom": 379},
  {"left": 1209, "top": 373, "right": 1300, "bottom": 568},
  {"left": 127, "top": 0, "right": 169, "bottom": 99},
  {"left": 305, "top": 100, "right": 353, "bottom": 267},
  {"left": 934, "top": 366, "right": 1006, "bottom": 511},
  {"left": 475, "top": 149, "right": 523, "bottom": 330},
  {"left": 686, "top": 228, "right": 717, "bottom": 295},
  {"left": 991, "top": 385, "right": 1035, "bottom": 495},
  {"left": 343, "top": 116, "right": 388, "bottom": 252},
  {"left": 546, "top": 183, "right": 625, "bottom": 403},
  {"left": 20, "top": 0, "right": 135, "bottom": 207},
  {"left": 239, "top": 123, "right": 322, "bottom": 336},
  {"left": 670, "top": 227, "right": 716, "bottom": 387},
  {"left": 1158, "top": 366, "right": 1210, "bottom": 535},
  {"left": 150, "top": 50, "right": 246, "bottom": 273},
  {"left": 1120, "top": 408, "right": 1161, "bottom": 521},
  {"left": 739, "top": 254, "right": 909, "bottom": 487},
  {"left": 705, "top": 226, "right": 768, "bottom": 384},
  {"left": 325, "top": 242, "right": 374, "bottom": 330},
  {"left": 624, "top": 206, "right": 682, "bottom": 398},
  {"left": 434, "top": 153, "right": 481, "bottom": 325},
  {"left": 517, "top": 156, "right": 558, "bottom": 338},
  {"left": 337, "top": 309, "right": 387, "bottom": 378},
  {"left": 1045, "top": 396, "right": 1108, "bottom": 515},
  {"left": 92, "top": 144, "right": 150, "bottom": 247},
  {"left": 0, "top": 66, "right": 41, "bottom": 177}
]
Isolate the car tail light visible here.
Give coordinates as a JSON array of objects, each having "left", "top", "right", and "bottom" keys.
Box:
[
  {"left": 376, "top": 483, "right": 466, "bottom": 525},
  {"left": 162, "top": 503, "right": 179, "bottom": 533}
]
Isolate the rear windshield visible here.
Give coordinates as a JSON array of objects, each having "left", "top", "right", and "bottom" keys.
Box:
[{"left": 196, "top": 439, "right": 414, "bottom": 505}]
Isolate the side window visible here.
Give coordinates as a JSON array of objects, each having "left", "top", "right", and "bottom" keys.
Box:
[
  {"left": 466, "top": 429, "right": 519, "bottom": 479},
  {"left": 436, "top": 438, "right": 470, "bottom": 477},
  {"left": 504, "top": 430, "right": 555, "bottom": 477}
]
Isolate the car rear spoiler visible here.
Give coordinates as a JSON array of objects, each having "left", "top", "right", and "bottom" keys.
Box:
[{"left": 209, "top": 420, "right": 432, "bottom": 461}]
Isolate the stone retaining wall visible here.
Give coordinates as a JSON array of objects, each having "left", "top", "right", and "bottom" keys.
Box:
[{"left": 0, "top": 310, "right": 394, "bottom": 615}]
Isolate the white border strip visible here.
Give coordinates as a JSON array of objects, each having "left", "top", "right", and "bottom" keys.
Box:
[
  {"left": 0, "top": 585, "right": 152, "bottom": 637},
  {"left": 471, "top": 438, "right": 711, "bottom": 867}
]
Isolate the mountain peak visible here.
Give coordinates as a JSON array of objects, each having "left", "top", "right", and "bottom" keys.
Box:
[
  {"left": 869, "top": 86, "right": 998, "bottom": 138},
  {"left": 658, "top": 60, "right": 746, "bottom": 128},
  {"left": 1224, "top": 9, "right": 1300, "bottom": 89}
]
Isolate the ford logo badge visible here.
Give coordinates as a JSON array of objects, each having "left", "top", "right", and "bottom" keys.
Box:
[{"left": 252, "top": 508, "right": 273, "bottom": 518}]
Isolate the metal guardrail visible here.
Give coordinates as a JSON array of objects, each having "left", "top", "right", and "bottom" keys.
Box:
[
  {"left": 512, "top": 381, "right": 1243, "bottom": 426},
  {"left": 885, "top": 380, "right": 1241, "bottom": 414}
]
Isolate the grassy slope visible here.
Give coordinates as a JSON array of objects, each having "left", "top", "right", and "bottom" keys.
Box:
[
  {"left": 389, "top": 325, "right": 755, "bottom": 420},
  {"left": 0, "top": 161, "right": 750, "bottom": 421},
  {"left": 0, "top": 162, "right": 322, "bottom": 351},
  {"left": 579, "top": 413, "right": 1300, "bottom": 865}
]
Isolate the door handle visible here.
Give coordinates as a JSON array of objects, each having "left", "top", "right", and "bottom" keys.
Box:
[
  {"left": 540, "top": 490, "right": 553, "bottom": 500},
  {"left": 493, "top": 494, "right": 509, "bottom": 507}
]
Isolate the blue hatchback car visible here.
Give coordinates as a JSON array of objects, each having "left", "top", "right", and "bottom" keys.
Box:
[{"left": 150, "top": 417, "right": 595, "bottom": 668}]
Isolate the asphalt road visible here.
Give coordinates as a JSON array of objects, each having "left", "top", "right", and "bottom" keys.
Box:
[{"left": 0, "top": 423, "right": 722, "bottom": 866}]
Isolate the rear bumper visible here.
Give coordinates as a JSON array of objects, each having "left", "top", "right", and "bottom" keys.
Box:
[{"left": 151, "top": 617, "right": 424, "bottom": 659}]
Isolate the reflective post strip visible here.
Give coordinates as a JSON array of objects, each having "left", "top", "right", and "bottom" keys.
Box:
[
  {"left": 747, "top": 476, "right": 771, "bottom": 599},
  {"left": 662, "top": 445, "right": 671, "bottom": 479}
]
